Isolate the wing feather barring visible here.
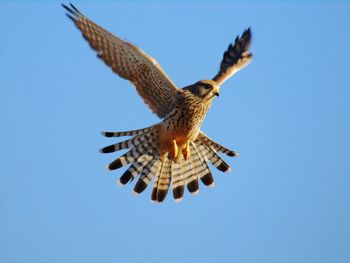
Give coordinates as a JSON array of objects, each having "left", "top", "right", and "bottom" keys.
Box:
[{"left": 63, "top": 3, "right": 252, "bottom": 203}]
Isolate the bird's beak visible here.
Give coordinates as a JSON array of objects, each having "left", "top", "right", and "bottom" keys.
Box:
[{"left": 212, "top": 86, "right": 220, "bottom": 97}]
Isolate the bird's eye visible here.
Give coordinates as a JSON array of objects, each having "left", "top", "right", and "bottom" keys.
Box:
[{"left": 204, "top": 84, "right": 212, "bottom": 90}]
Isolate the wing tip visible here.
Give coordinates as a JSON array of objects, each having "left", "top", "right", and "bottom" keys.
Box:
[
  {"left": 244, "top": 27, "right": 252, "bottom": 37},
  {"left": 62, "top": 3, "right": 83, "bottom": 17}
]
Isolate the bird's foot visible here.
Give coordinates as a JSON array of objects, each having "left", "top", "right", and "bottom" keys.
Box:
[
  {"left": 182, "top": 141, "right": 190, "bottom": 161},
  {"left": 168, "top": 139, "right": 179, "bottom": 161}
]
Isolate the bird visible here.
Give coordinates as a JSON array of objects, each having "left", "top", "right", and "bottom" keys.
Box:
[{"left": 62, "top": 3, "right": 253, "bottom": 203}]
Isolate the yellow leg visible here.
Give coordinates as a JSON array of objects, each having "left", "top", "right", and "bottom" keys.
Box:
[
  {"left": 169, "top": 139, "right": 178, "bottom": 160},
  {"left": 182, "top": 141, "right": 190, "bottom": 161}
]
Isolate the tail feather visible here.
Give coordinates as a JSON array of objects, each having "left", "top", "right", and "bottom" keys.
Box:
[
  {"left": 133, "top": 156, "right": 162, "bottom": 195},
  {"left": 107, "top": 142, "right": 153, "bottom": 170},
  {"left": 171, "top": 161, "right": 184, "bottom": 202},
  {"left": 100, "top": 131, "right": 156, "bottom": 153},
  {"left": 197, "top": 143, "right": 231, "bottom": 173},
  {"left": 101, "top": 125, "right": 235, "bottom": 202},
  {"left": 107, "top": 138, "right": 157, "bottom": 170},
  {"left": 179, "top": 156, "right": 199, "bottom": 195},
  {"left": 101, "top": 125, "right": 156, "bottom": 138},
  {"left": 197, "top": 132, "right": 238, "bottom": 157},
  {"left": 191, "top": 142, "right": 214, "bottom": 187},
  {"left": 151, "top": 157, "right": 172, "bottom": 203},
  {"left": 118, "top": 155, "right": 153, "bottom": 186}
]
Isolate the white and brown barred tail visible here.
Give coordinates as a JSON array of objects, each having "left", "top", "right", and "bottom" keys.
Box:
[
  {"left": 100, "top": 126, "right": 238, "bottom": 203},
  {"left": 213, "top": 28, "right": 252, "bottom": 85}
]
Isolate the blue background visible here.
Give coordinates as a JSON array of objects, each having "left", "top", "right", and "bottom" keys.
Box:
[{"left": 1, "top": 1, "right": 349, "bottom": 263}]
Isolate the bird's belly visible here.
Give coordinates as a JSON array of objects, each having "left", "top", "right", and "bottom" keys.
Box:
[
  {"left": 158, "top": 107, "right": 207, "bottom": 160},
  {"left": 160, "top": 125, "right": 198, "bottom": 147}
]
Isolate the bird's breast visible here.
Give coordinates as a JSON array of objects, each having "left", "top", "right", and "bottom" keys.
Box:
[{"left": 158, "top": 98, "right": 212, "bottom": 158}]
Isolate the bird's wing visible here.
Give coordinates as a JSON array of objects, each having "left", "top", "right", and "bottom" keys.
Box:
[
  {"left": 63, "top": 4, "right": 181, "bottom": 118},
  {"left": 213, "top": 28, "right": 252, "bottom": 85}
]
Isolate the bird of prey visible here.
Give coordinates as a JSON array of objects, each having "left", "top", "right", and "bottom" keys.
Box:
[{"left": 62, "top": 3, "right": 252, "bottom": 203}]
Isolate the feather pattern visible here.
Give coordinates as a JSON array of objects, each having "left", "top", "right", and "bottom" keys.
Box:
[
  {"left": 191, "top": 142, "right": 214, "bottom": 187},
  {"left": 107, "top": 140, "right": 156, "bottom": 170},
  {"left": 213, "top": 28, "right": 252, "bottom": 85},
  {"left": 118, "top": 155, "right": 153, "bottom": 185},
  {"left": 101, "top": 125, "right": 156, "bottom": 138},
  {"left": 101, "top": 126, "right": 235, "bottom": 202},
  {"left": 62, "top": 3, "right": 181, "bottom": 118},
  {"left": 197, "top": 132, "right": 238, "bottom": 157},
  {"left": 171, "top": 161, "right": 184, "bottom": 202},
  {"left": 184, "top": 144, "right": 201, "bottom": 193},
  {"left": 62, "top": 4, "right": 251, "bottom": 203},
  {"left": 133, "top": 156, "right": 162, "bottom": 194},
  {"left": 100, "top": 130, "right": 156, "bottom": 153},
  {"left": 196, "top": 142, "right": 231, "bottom": 173},
  {"left": 151, "top": 157, "right": 172, "bottom": 202}
]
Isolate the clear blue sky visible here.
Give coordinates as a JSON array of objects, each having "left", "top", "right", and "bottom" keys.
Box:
[{"left": 1, "top": 1, "right": 349, "bottom": 263}]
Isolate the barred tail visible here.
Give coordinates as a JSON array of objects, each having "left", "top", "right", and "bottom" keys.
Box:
[
  {"left": 133, "top": 156, "right": 162, "bottom": 195},
  {"left": 196, "top": 142, "right": 231, "bottom": 172},
  {"left": 101, "top": 124, "right": 156, "bottom": 138},
  {"left": 197, "top": 132, "right": 239, "bottom": 157},
  {"left": 151, "top": 157, "right": 172, "bottom": 203},
  {"left": 190, "top": 142, "right": 214, "bottom": 187},
  {"left": 118, "top": 155, "right": 152, "bottom": 186},
  {"left": 101, "top": 125, "right": 161, "bottom": 187},
  {"left": 195, "top": 132, "right": 238, "bottom": 173},
  {"left": 101, "top": 127, "right": 237, "bottom": 203},
  {"left": 171, "top": 161, "right": 184, "bottom": 202}
]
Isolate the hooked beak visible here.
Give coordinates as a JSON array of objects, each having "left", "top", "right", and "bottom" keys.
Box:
[{"left": 212, "top": 86, "right": 220, "bottom": 97}]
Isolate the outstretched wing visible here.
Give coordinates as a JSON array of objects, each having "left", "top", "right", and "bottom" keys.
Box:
[
  {"left": 213, "top": 28, "right": 252, "bottom": 85},
  {"left": 62, "top": 4, "right": 181, "bottom": 118}
]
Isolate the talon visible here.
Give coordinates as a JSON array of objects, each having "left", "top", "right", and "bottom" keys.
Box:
[
  {"left": 169, "top": 139, "right": 178, "bottom": 160},
  {"left": 182, "top": 141, "right": 190, "bottom": 161}
]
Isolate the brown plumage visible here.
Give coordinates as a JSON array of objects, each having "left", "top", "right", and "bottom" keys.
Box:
[{"left": 63, "top": 3, "right": 253, "bottom": 203}]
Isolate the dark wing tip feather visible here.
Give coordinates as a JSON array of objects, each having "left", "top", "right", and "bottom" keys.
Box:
[
  {"left": 62, "top": 3, "right": 84, "bottom": 20},
  {"left": 213, "top": 27, "right": 252, "bottom": 84},
  {"left": 62, "top": 3, "right": 77, "bottom": 16},
  {"left": 239, "top": 27, "right": 252, "bottom": 51},
  {"left": 69, "top": 3, "right": 83, "bottom": 16},
  {"left": 65, "top": 13, "right": 76, "bottom": 22},
  {"left": 221, "top": 28, "right": 252, "bottom": 69},
  {"left": 242, "top": 27, "right": 251, "bottom": 39}
]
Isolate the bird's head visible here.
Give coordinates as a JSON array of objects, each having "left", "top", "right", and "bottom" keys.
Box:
[{"left": 185, "top": 80, "right": 220, "bottom": 101}]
